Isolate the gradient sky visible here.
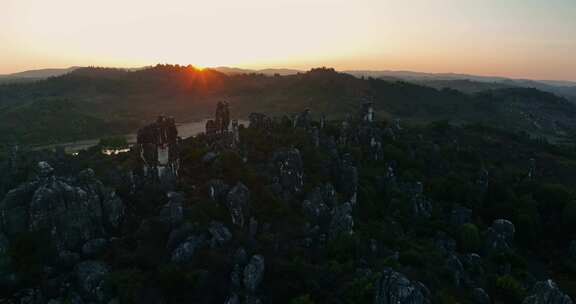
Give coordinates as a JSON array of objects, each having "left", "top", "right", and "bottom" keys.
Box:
[{"left": 2, "top": 0, "right": 575, "bottom": 81}]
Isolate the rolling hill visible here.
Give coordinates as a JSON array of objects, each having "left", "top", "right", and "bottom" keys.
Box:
[{"left": 0, "top": 65, "right": 575, "bottom": 146}]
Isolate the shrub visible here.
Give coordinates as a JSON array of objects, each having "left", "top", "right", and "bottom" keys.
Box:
[
  {"left": 399, "top": 249, "right": 425, "bottom": 268},
  {"left": 460, "top": 223, "right": 481, "bottom": 252},
  {"left": 494, "top": 275, "right": 526, "bottom": 303},
  {"left": 290, "top": 294, "right": 316, "bottom": 304},
  {"left": 106, "top": 269, "right": 147, "bottom": 303}
]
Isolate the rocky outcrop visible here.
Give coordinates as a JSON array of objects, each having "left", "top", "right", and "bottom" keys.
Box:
[
  {"left": 226, "top": 183, "right": 251, "bottom": 228},
  {"left": 171, "top": 234, "right": 206, "bottom": 263},
  {"left": 75, "top": 260, "right": 110, "bottom": 302},
  {"left": 208, "top": 221, "right": 232, "bottom": 247},
  {"left": 159, "top": 191, "right": 185, "bottom": 225},
  {"left": 360, "top": 100, "right": 375, "bottom": 123},
  {"left": 472, "top": 288, "right": 491, "bottom": 304},
  {"left": 215, "top": 101, "right": 231, "bottom": 134},
  {"left": 294, "top": 109, "right": 312, "bottom": 129},
  {"left": 0, "top": 163, "right": 124, "bottom": 253},
  {"left": 374, "top": 268, "right": 430, "bottom": 304},
  {"left": 207, "top": 179, "right": 230, "bottom": 203},
  {"left": 302, "top": 183, "right": 336, "bottom": 224},
  {"left": 249, "top": 113, "right": 272, "bottom": 130},
  {"left": 243, "top": 255, "right": 265, "bottom": 292},
  {"left": 485, "top": 219, "right": 515, "bottom": 252},
  {"left": 329, "top": 202, "right": 354, "bottom": 239},
  {"left": 523, "top": 279, "right": 572, "bottom": 304},
  {"left": 136, "top": 115, "right": 180, "bottom": 188},
  {"left": 271, "top": 149, "right": 304, "bottom": 198}
]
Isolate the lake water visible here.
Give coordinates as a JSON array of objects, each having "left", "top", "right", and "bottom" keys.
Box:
[{"left": 36, "top": 119, "right": 248, "bottom": 154}]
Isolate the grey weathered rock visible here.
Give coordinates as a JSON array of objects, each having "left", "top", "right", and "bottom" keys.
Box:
[
  {"left": 245, "top": 295, "right": 263, "bottom": 304},
  {"left": 38, "top": 161, "right": 54, "bottom": 177},
  {"left": 472, "top": 288, "right": 491, "bottom": 304},
  {"left": 136, "top": 116, "right": 180, "bottom": 188},
  {"left": 13, "top": 288, "right": 44, "bottom": 304},
  {"left": 446, "top": 254, "right": 464, "bottom": 287},
  {"left": 207, "top": 179, "right": 230, "bottom": 203},
  {"left": 485, "top": 219, "right": 515, "bottom": 252},
  {"left": 249, "top": 113, "right": 272, "bottom": 130},
  {"left": 75, "top": 260, "right": 110, "bottom": 302},
  {"left": 409, "top": 182, "right": 432, "bottom": 218},
  {"left": 329, "top": 202, "right": 354, "bottom": 239},
  {"left": 215, "top": 101, "right": 231, "bottom": 134},
  {"left": 295, "top": 109, "right": 312, "bottom": 129},
  {"left": 374, "top": 268, "right": 430, "bottom": 304},
  {"left": 171, "top": 235, "right": 205, "bottom": 263},
  {"left": 225, "top": 293, "right": 240, "bottom": 304},
  {"left": 0, "top": 164, "right": 125, "bottom": 253},
  {"left": 159, "top": 192, "right": 184, "bottom": 225},
  {"left": 462, "top": 253, "right": 484, "bottom": 282},
  {"left": 226, "top": 182, "right": 251, "bottom": 228},
  {"left": 302, "top": 199, "right": 329, "bottom": 223},
  {"left": 243, "top": 255, "right": 265, "bottom": 292},
  {"left": 271, "top": 149, "right": 304, "bottom": 196},
  {"left": 361, "top": 100, "right": 375, "bottom": 123},
  {"left": 523, "top": 279, "right": 572, "bottom": 304},
  {"left": 166, "top": 222, "right": 195, "bottom": 251},
  {"left": 208, "top": 221, "right": 232, "bottom": 246}
]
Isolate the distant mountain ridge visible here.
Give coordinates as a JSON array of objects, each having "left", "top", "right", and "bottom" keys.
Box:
[
  {"left": 1, "top": 65, "right": 576, "bottom": 146},
  {"left": 3, "top": 66, "right": 575, "bottom": 99},
  {"left": 0, "top": 67, "right": 80, "bottom": 80},
  {"left": 212, "top": 67, "right": 576, "bottom": 99}
]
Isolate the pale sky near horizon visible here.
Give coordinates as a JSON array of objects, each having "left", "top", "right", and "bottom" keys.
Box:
[{"left": 1, "top": 0, "right": 575, "bottom": 81}]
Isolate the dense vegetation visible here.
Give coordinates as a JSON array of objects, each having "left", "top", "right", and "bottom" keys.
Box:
[{"left": 1, "top": 112, "right": 576, "bottom": 303}]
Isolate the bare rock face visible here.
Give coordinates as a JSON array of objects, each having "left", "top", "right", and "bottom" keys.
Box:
[
  {"left": 360, "top": 99, "right": 375, "bottom": 123},
  {"left": 472, "top": 288, "right": 491, "bottom": 304},
  {"left": 0, "top": 163, "right": 124, "bottom": 253},
  {"left": 226, "top": 183, "right": 251, "bottom": 228},
  {"left": 294, "top": 108, "right": 312, "bottom": 129},
  {"left": 374, "top": 268, "right": 430, "bottom": 304},
  {"left": 249, "top": 113, "right": 272, "bottom": 130},
  {"left": 243, "top": 255, "right": 265, "bottom": 292},
  {"left": 159, "top": 192, "right": 185, "bottom": 225},
  {"left": 523, "top": 280, "right": 573, "bottom": 304},
  {"left": 485, "top": 219, "right": 515, "bottom": 252},
  {"left": 207, "top": 179, "right": 230, "bottom": 203},
  {"left": 408, "top": 182, "right": 432, "bottom": 218},
  {"left": 205, "top": 119, "right": 218, "bottom": 136},
  {"left": 215, "top": 101, "right": 231, "bottom": 134},
  {"left": 136, "top": 115, "right": 180, "bottom": 187},
  {"left": 329, "top": 202, "right": 354, "bottom": 240},
  {"left": 75, "top": 260, "right": 110, "bottom": 302},
  {"left": 271, "top": 149, "right": 304, "bottom": 198},
  {"left": 171, "top": 235, "right": 206, "bottom": 263},
  {"left": 208, "top": 221, "right": 232, "bottom": 247}
]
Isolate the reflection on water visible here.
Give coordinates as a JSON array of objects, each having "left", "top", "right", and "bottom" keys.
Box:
[
  {"left": 102, "top": 148, "right": 131, "bottom": 155},
  {"left": 39, "top": 119, "right": 248, "bottom": 155}
]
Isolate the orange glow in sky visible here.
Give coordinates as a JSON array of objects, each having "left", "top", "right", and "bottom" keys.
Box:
[{"left": 2, "top": 0, "right": 576, "bottom": 81}]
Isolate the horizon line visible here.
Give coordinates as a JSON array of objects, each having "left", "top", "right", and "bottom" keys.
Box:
[{"left": 2, "top": 64, "right": 576, "bottom": 84}]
